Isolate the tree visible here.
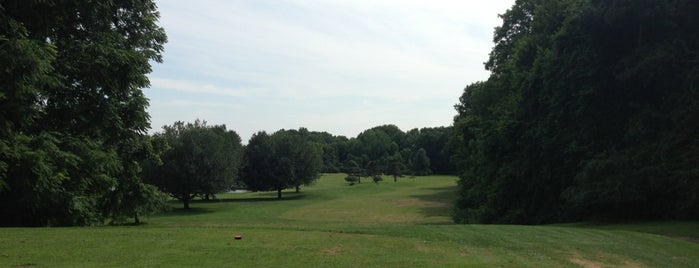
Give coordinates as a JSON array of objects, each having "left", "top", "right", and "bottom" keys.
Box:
[
  {"left": 386, "top": 153, "right": 404, "bottom": 182},
  {"left": 144, "top": 120, "right": 242, "bottom": 209},
  {"left": 103, "top": 178, "right": 169, "bottom": 225},
  {"left": 405, "top": 127, "right": 455, "bottom": 174},
  {"left": 0, "top": 0, "right": 167, "bottom": 226},
  {"left": 410, "top": 148, "right": 431, "bottom": 176},
  {"left": 303, "top": 130, "right": 344, "bottom": 173},
  {"left": 240, "top": 129, "right": 322, "bottom": 199},
  {"left": 355, "top": 128, "right": 398, "bottom": 162},
  {"left": 240, "top": 132, "right": 280, "bottom": 197},
  {"left": 274, "top": 129, "right": 323, "bottom": 193},
  {"left": 452, "top": 0, "right": 699, "bottom": 224},
  {"left": 342, "top": 159, "right": 363, "bottom": 184},
  {"left": 362, "top": 160, "right": 384, "bottom": 184}
]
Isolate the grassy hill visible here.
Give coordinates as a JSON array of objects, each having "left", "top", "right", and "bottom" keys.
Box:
[{"left": 1, "top": 174, "right": 698, "bottom": 267}]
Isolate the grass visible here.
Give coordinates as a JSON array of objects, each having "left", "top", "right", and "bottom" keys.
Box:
[{"left": 1, "top": 174, "right": 698, "bottom": 267}]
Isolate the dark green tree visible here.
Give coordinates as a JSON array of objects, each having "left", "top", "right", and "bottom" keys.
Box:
[
  {"left": 410, "top": 148, "right": 431, "bottom": 176},
  {"left": 452, "top": 0, "right": 699, "bottom": 224},
  {"left": 363, "top": 160, "right": 383, "bottom": 184},
  {"left": 0, "top": 0, "right": 167, "bottom": 226},
  {"left": 405, "top": 127, "right": 455, "bottom": 174},
  {"left": 386, "top": 152, "right": 404, "bottom": 182},
  {"left": 144, "top": 120, "right": 242, "bottom": 209},
  {"left": 368, "top": 125, "right": 406, "bottom": 148},
  {"left": 275, "top": 129, "right": 323, "bottom": 193},
  {"left": 240, "top": 129, "right": 323, "bottom": 199},
  {"left": 342, "top": 159, "right": 363, "bottom": 184},
  {"left": 240, "top": 132, "right": 280, "bottom": 197},
  {"left": 302, "top": 129, "right": 345, "bottom": 173},
  {"left": 355, "top": 128, "right": 398, "bottom": 163}
]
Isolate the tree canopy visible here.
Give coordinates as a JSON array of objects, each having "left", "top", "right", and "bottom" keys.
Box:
[
  {"left": 452, "top": 0, "right": 699, "bottom": 224},
  {"left": 0, "top": 0, "right": 167, "bottom": 226},
  {"left": 314, "top": 125, "right": 455, "bottom": 179},
  {"left": 143, "top": 120, "right": 243, "bottom": 209},
  {"left": 240, "top": 129, "right": 323, "bottom": 199}
]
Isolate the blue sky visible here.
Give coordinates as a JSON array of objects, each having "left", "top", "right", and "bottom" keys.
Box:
[{"left": 146, "top": 0, "right": 514, "bottom": 142}]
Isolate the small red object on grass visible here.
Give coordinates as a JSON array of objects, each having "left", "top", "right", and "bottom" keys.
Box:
[{"left": 234, "top": 235, "right": 242, "bottom": 240}]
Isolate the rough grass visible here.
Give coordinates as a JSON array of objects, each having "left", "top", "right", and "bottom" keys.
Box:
[{"left": 1, "top": 174, "right": 698, "bottom": 267}]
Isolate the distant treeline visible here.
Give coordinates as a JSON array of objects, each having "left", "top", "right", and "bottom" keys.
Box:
[
  {"left": 450, "top": 0, "right": 699, "bottom": 224},
  {"left": 298, "top": 125, "right": 455, "bottom": 176},
  {"left": 139, "top": 122, "right": 455, "bottom": 209}
]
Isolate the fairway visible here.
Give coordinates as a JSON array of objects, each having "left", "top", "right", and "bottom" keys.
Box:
[{"left": 1, "top": 174, "right": 698, "bottom": 267}]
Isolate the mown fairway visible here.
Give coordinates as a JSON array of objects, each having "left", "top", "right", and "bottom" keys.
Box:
[{"left": 1, "top": 174, "right": 698, "bottom": 267}]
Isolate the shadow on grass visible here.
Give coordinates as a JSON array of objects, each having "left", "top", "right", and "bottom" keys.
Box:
[
  {"left": 163, "top": 207, "right": 214, "bottom": 216},
  {"left": 157, "top": 192, "right": 308, "bottom": 217},
  {"left": 410, "top": 185, "right": 458, "bottom": 220},
  {"left": 196, "top": 192, "right": 307, "bottom": 203},
  {"left": 108, "top": 221, "right": 150, "bottom": 227}
]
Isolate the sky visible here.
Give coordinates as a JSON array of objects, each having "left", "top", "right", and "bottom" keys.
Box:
[{"left": 146, "top": 0, "right": 515, "bottom": 142}]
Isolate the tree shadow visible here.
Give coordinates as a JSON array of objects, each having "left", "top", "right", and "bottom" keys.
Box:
[
  {"left": 108, "top": 221, "right": 149, "bottom": 227},
  {"left": 410, "top": 185, "right": 458, "bottom": 220},
  {"left": 200, "top": 193, "right": 307, "bottom": 203},
  {"left": 163, "top": 192, "right": 307, "bottom": 208},
  {"left": 163, "top": 207, "right": 214, "bottom": 216},
  {"left": 158, "top": 192, "right": 308, "bottom": 217}
]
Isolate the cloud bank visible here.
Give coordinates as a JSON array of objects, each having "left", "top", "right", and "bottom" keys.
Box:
[{"left": 147, "top": 0, "right": 515, "bottom": 141}]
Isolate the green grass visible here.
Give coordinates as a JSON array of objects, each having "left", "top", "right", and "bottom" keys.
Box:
[{"left": 1, "top": 174, "right": 698, "bottom": 267}]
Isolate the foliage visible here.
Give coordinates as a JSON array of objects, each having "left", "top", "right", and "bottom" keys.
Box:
[
  {"left": 144, "top": 120, "right": 243, "bottom": 209},
  {"left": 405, "top": 127, "right": 455, "bottom": 174},
  {"left": 410, "top": 148, "right": 431, "bottom": 176},
  {"left": 385, "top": 152, "right": 404, "bottom": 182},
  {"left": 305, "top": 125, "right": 455, "bottom": 180},
  {"left": 452, "top": 0, "right": 699, "bottom": 223},
  {"left": 240, "top": 129, "right": 323, "bottom": 199},
  {"left": 278, "top": 125, "right": 455, "bottom": 179},
  {"left": 0, "top": 0, "right": 167, "bottom": 226},
  {"left": 344, "top": 175, "right": 359, "bottom": 185}
]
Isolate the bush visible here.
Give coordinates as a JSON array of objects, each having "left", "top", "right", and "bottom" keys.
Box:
[{"left": 345, "top": 175, "right": 359, "bottom": 185}]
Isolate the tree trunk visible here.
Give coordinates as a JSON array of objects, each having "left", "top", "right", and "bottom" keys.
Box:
[
  {"left": 134, "top": 212, "right": 140, "bottom": 225},
  {"left": 277, "top": 188, "right": 282, "bottom": 199},
  {"left": 183, "top": 194, "right": 190, "bottom": 209},
  {"left": 295, "top": 185, "right": 300, "bottom": 193},
  {"left": 394, "top": 175, "right": 397, "bottom": 182}
]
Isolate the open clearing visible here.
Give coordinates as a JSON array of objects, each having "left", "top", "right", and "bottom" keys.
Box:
[{"left": 1, "top": 174, "right": 698, "bottom": 267}]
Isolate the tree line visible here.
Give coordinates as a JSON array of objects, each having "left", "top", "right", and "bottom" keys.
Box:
[
  {"left": 304, "top": 125, "right": 455, "bottom": 176},
  {"left": 450, "top": 0, "right": 698, "bottom": 224},
  {"left": 141, "top": 122, "right": 456, "bottom": 209}
]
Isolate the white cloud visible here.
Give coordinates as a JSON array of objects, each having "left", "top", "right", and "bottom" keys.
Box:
[
  {"left": 148, "top": 0, "right": 515, "bottom": 139},
  {"left": 150, "top": 99, "right": 243, "bottom": 109},
  {"left": 150, "top": 77, "right": 252, "bottom": 98}
]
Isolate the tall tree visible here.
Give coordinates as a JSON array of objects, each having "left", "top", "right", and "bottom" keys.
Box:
[
  {"left": 452, "top": 0, "right": 699, "bottom": 224},
  {"left": 0, "top": 0, "right": 167, "bottom": 226}
]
